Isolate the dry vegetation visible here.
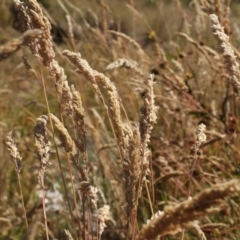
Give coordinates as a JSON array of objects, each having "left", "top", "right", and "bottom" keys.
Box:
[{"left": 1, "top": 0, "right": 240, "bottom": 239}]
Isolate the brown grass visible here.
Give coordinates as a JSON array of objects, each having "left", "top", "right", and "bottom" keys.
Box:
[{"left": 1, "top": 0, "right": 240, "bottom": 239}]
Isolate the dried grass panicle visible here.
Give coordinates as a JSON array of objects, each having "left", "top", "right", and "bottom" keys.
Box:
[
  {"left": 79, "top": 181, "right": 98, "bottom": 208},
  {"left": 62, "top": 50, "right": 124, "bottom": 143},
  {"left": 14, "top": 0, "right": 55, "bottom": 65},
  {"left": 105, "top": 58, "right": 144, "bottom": 77},
  {"left": 196, "top": 123, "right": 207, "bottom": 144},
  {"left": 6, "top": 132, "right": 29, "bottom": 228},
  {"left": 63, "top": 50, "right": 141, "bottom": 216},
  {"left": 62, "top": 49, "right": 122, "bottom": 131},
  {"left": 6, "top": 132, "right": 22, "bottom": 174},
  {"left": 62, "top": 50, "right": 98, "bottom": 87},
  {"left": 62, "top": 51, "right": 123, "bottom": 143},
  {"left": 191, "top": 123, "right": 207, "bottom": 157},
  {"left": 62, "top": 80, "right": 73, "bottom": 116},
  {"left": 89, "top": 185, "right": 99, "bottom": 208},
  {"left": 137, "top": 180, "right": 240, "bottom": 240},
  {"left": 146, "top": 210, "right": 164, "bottom": 225},
  {"left": 210, "top": 14, "right": 240, "bottom": 94},
  {"left": 0, "top": 29, "right": 43, "bottom": 62},
  {"left": 51, "top": 60, "right": 67, "bottom": 98},
  {"left": 139, "top": 74, "right": 157, "bottom": 175},
  {"left": 14, "top": 0, "right": 66, "bottom": 97},
  {"left": 124, "top": 73, "right": 157, "bottom": 210},
  {"left": 139, "top": 74, "right": 157, "bottom": 144},
  {"left": 50, "top": 113, "right": 88, "bottom": 181},
  {"left": 71, "top": 85, "right": 87, "bottom": 153},
  {"left": 34, "top": 115, "right": 51, "bottom": 173},
  {"left": 123, "top": 124, "right": 142, "bottom": 216},
  {"left": 50, "top": 113, "right": 77, "bottom": 156},
  {"left": 62, "top": 50, "right": 157, "bottom": 217},
  {"left": 98, "top": 205, "right": 111, "bottom": 239}
]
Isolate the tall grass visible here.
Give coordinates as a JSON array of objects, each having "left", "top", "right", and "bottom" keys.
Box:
[{"left": 1, "top": 0, "right": 240, "bottom": 239}]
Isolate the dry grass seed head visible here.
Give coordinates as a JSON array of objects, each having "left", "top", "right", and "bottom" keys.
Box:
[
  {"left": 6, "top": 132, "right": 22, "bottom": 174},
  {"left": 137, "top": 179, "right": 240, "bottom": 239},
  {"left": 98, "top": 205, "right": 111, "bottom": 238},
  {"left": 139, "top": 74, "right": 158, "bottom": 144},
  {"left": 123, "top": 124, "right": 142, "bottom": 216},
  {"left": 139, "top": 74, "right": 157, "bottom": 178},
  {"left": 0, "top": 29, "right": 43, "bottom": 62},
  {"left": 34, "top": 115, "right": 51, "bottom": 172},
  {"left": 63, "top": 50, "right": 159, "bottom": 217},
  {"left": 14, "top": 0, "right": 55, "bottom": 65},
  {"left": 62, "top": 50, "right": 124, "bottom": 144},
  {"left": 191, "top": 123, "right": 207, "bottom": 156},
  {"left": 79, "top": 181, "right": 98, "bottom": 208},
  {"left": 210, "top": 13, "right": 240, "bottom": 94},
  {"left": 62, "top": 80, "right": 73, "bottom": 116},
  {"left": 50, "top": 114, "right": 88, "bottom": 181},
  {"left": 71, "top": 85, "right": 87, "bottom": 153},
  {"left": 50, "top": 113, "right": 77, "bottom": 156},
  {"left": 14, "top": 0, "right": 66, "bottom": 97}
]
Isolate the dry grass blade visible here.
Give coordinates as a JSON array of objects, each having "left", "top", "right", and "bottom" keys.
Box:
[
  {"left": 0, "top": 29, "right": 43, "bottom": 61},
  {"left": 137, "top": 180, "right": 240, "bottom": 239}
]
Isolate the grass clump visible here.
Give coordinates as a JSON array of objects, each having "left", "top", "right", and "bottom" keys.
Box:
[{"left": 1, "top": 0, "right": 240, "bottom": 239}]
